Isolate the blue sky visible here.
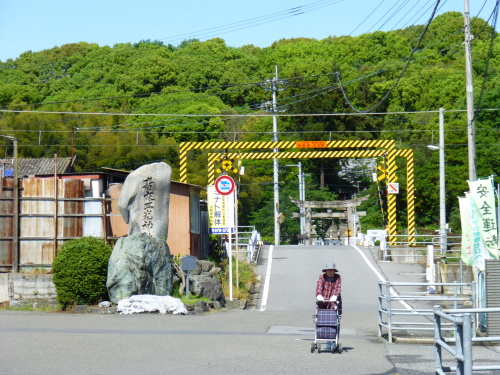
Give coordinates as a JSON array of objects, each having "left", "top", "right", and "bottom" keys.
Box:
[{"left": 0, "top": 0, "right": 496, "bottom": 61}]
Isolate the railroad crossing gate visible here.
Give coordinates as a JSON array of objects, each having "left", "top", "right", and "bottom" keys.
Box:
[{"left": 179, "top": 140, "right": 415, "bottom": 244}]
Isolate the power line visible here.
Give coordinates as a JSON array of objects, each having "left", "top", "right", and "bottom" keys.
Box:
[
  {"left": 5, "top": 107, "right": 500, "bottom": 118},
  {"left": 335, "top": 0, "right": 442, "bottom": 113},
  {"left": 158, "top": 0, "right": 346, "bottom": 45}
]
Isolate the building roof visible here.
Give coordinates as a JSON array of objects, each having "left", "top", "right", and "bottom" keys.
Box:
[
  {"left": 0, "top": 157, "right": 72, "bottom": 177},
  {"left": 1, "top": 161, "right": 205, "bottom": 191},
  {"left": 101, "top": 167, "right": 205, "bottom": 190}
]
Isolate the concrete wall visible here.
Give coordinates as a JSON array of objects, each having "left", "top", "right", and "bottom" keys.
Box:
[
  {"left": 375, "top": 246, "right": 474, "bottom": 295},
  {"left": 378, "top": 247, "right": 426, "bottom": 263},
  {"left": 7, "top": 273, "right": 56, "bottom": 302},
  {"left": 437, "top": 263, "right": 474, "bottom": 295},
  {"left": 0, "top": 273, "right": 8, "bottom": 303}
]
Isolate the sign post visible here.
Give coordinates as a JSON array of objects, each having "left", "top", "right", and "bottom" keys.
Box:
[{"left": 209, "top": 175, "right": 236, "bottom": 301}]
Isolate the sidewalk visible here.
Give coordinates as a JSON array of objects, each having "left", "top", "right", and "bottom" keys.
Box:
[{"left": 363, "top": 245, "right": 500, "bottom": 374}]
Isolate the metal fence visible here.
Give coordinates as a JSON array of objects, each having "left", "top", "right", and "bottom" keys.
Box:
[
  {"left": 385, "top": 234, "right": 463, "bottom": 248},
  {"left": 230, "top": 226, "right": 262, "bottom": 263},
  {"left": 378, "top": 281, "right": 476, "bottom": 343},
  {"left": 434, "top": 305, "right": 500, "bottom": 375},
  {"left": 378, "top": 234, "right": 463, "bottom": 262}
]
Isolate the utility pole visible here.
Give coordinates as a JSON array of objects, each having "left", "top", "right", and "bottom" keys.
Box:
[
  {"left": 438, "top": 108, "right": 447, "bottom": 256},
  {"left": 287, "top": 162, "right": 306, "bottom": 243},
  {"left": 259, "top": 66, "right": 287, "bottom": 245},
  {"left": 427, "top": 109, "right": 447, "bottom": 256},
  {"left": 272, "top": 67, "right": 280, "bottom": 246},
  {"left": 299, "top": 162, "right": 305, "bottom": 238},
  {"left": 464, "top": 0, "right": 477, "bottom": 181},
  {"left": 12, "top": 138, "right": 18, "bottom": 273}
]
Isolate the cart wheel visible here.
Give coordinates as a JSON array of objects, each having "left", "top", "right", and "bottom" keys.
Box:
[
  {"left": 310, "top": 343, "right": 315, "bottom": 353},
  {"left": 331, "top": 343, "right": 336, "bottom": 353},
  {"left": 337, "top": 343, "right": 343, "bottom": 353}
]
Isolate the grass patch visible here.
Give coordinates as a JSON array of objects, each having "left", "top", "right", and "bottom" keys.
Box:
[
  {"left": 179, "top": 296, "right": 211, "bottom": 305},
  {"left": 218, "top": 258, "right": 257, "bottom": 301},
  {"left": 2, "top": 302, "right": 62, "bottom": 312}
]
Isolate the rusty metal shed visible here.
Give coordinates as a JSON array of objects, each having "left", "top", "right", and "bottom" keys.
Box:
[{"left": 0, "top": 161, "right": 208, "bottom": 272}]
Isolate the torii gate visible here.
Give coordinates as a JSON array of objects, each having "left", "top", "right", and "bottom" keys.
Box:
[{"left": 290, "top": 196, "right": 369, "bottom": 245}]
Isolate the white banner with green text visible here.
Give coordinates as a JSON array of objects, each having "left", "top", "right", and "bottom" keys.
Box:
[{"left": 468, "top": 177, "right": 499, "bottom": 259}]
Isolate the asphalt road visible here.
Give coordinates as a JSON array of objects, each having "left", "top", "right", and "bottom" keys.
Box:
[{"left": 1, "top": 244, "right": 499, "bottom": 375}]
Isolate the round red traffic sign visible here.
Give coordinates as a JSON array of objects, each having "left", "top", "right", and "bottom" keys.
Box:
[{"left": 215, "top": 175, "right": 235, "bottom": 195}]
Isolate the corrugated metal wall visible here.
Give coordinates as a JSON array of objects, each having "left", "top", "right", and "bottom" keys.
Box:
[
  {"left": 20, "top": 178, "right": 84, "bottom": 266},
  {"left": 0, "top": 178, "right": 13, "bottom": 272},
  {"left": 107, "top": 184, "right": 128, "bottom": 238},
  {"left": 82, "top": 180, "right": 104, "bottom": 237},
  {"left": 0, "top": 177, "right": 205, "bottom": 271},
  {"left": 486, "top": 259, "right": 500, "bottom": 336},
  {"left": 167, "top": 182, "right": 191, "bottom": 256}
]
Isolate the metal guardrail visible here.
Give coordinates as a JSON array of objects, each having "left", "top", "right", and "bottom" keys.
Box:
[
  {"left": 384, "top": 234, "right": 463, "bottom": 248},
  {"left": 378, "top": 281, "right": 476, "bottom": 343},
  {"left": 230, "top": 226, "right": 262, "bottom": 263},
  {"left": 434, "top": 305, "right": 500, "bottom": 375}
]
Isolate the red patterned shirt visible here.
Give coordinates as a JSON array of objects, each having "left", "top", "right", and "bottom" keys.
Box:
[{"left": 316, "top": 273, "right": 342, "bottom": 314}]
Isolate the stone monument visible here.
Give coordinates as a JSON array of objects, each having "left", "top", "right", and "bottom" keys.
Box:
[{"left": 107, "top": 162, "right": 174, "bottom": 303}]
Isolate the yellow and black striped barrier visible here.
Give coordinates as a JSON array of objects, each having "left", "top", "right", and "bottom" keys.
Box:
[{"left": 180, "top": 140, "right": 415, "bottom": 244}]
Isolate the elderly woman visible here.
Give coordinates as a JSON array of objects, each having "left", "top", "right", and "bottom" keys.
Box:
[{"left": 315, "top": 261, "right": 342, "bottom": 315}]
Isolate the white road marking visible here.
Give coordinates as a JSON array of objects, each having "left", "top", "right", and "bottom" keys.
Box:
[
  {"left": 353, "top": 245, "right": 413, "bottom": 311},
  {"left": 259, "top": 245, "right": 274, "bottom": 311}
]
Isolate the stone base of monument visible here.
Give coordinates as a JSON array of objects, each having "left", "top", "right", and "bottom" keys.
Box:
[
  {"left": 107, "top": 233, "right": 173, "bottom": 303},
  {"left": 173, "top": 259, "right": 226, "bottom": 308}
]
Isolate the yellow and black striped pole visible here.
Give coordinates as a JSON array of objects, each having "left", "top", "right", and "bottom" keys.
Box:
[
  {"left": 385, "top": 144, "right": 398, "bottom": 244},
  {"left": 395, "top": 149, "right": 415, "bottom": 246},
  {"left": 406, "top": 150, "right": 415, "bottom": 246}
]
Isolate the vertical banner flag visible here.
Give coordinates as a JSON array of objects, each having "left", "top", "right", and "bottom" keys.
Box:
[
  {"left": 467, "top": 193, "right": 491, "bottom": 270},
  {"left": 207, "top": 185, "right": 235, "bottom": 234},
  {"left": 468, "top": 177, "right": 499, "bottom": 259},
  {"left": 458, "top": 196, "right": 473, "bottom": 266}
]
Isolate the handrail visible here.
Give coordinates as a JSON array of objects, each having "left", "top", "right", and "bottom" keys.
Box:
[
  {"left": 378, "top": 281, "right": 476, "bottom": 343},
  {"left": 233, "top": 226, "right": 261, "bottom": 262},
  {"left": 434, "top": 305, "right": 500, "bottom": 375}
]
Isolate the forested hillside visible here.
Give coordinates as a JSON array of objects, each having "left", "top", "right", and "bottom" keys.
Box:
[{"left": 0, "top": 12, "right": 499, "bottom": 242}]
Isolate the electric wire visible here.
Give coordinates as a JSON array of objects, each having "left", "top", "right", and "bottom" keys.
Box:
[
  {"left": 350, "top": 0, "right": 388, "bottom": 35},
  {"left": 1, "top": 27, "right": 465, "bottom": 134},
  {"left": 0, "top": 2, "right": 496, "bottom": 134},
  {"left": 158, "top": 0, "right": 346, "bottom": 45},
  {"left": 390, "top": 0, "right": 433, "bottom": 31},
  {"left": 475, "top": 0, "right": 500, "bottom": 120},
  {"left": 335, "top": 0, "right": 442, "bottom": 113}
]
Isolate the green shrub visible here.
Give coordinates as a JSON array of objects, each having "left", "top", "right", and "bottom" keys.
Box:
[{"left": 52, "top": 237, "right": 112, "bottom": 309}]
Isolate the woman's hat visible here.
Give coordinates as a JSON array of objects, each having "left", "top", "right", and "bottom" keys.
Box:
[{"left": 322, "top": 261, "right": 338, "bottom": 272}]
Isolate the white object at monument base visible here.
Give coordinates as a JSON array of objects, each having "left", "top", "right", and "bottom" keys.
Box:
[{"left": 117, "top": 294, "right": 187, "bottom": 315}]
